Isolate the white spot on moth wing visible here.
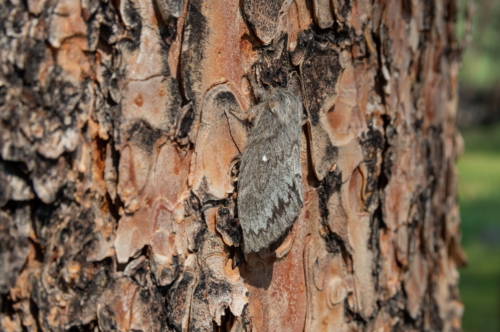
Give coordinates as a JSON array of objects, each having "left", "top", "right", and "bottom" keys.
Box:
[{"left": 262, "top": 155, "right": 268, "bottom": 162}]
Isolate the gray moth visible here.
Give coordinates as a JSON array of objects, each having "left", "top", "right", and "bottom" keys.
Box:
[{"left": 238, "top": 85, "right": 304, "bottom": 253}]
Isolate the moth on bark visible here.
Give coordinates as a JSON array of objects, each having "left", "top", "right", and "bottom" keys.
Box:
[{"left": 237, "top": 80, "right": 304, "bottom": 253}]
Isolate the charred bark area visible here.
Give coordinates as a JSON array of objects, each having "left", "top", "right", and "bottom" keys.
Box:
[{"left": 0, "top": 0, "right": 465, "bottom": 331}]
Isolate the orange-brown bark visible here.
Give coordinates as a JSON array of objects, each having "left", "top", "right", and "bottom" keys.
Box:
[{"left": 0, "top": 0, "right": 466, "bottom": 331}]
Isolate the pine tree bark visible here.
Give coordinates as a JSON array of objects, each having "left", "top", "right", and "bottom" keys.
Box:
[{"left": 0, "top": 0, "right": 466, "bottom": 331}]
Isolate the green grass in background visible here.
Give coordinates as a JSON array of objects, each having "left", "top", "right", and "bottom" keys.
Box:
[{"left": 458, "top": 123, "right": 500, "bottom": 332}]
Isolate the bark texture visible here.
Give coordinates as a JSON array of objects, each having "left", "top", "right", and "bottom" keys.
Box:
[{"left": 0, "top": 0, "right": 466, "bottom": 331}]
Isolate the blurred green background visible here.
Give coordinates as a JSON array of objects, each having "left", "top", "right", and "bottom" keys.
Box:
[
  {"left": 458, "top": 125, "right": 500, "bottom": 332},
  {"left": 458, "top": 1, "right": 500, "bottom": 331}
]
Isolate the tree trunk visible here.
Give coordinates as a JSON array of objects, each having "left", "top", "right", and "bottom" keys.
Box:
[{"left": 0, "top": 0, "right": 466, "bottom": 331}]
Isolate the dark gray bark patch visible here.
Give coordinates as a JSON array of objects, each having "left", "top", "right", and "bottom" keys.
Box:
[
  {"left": 301, "top": 42, "right": 342, "bottom": 126},
  {"left": 242, "top": 0, "right": 286, "bottom": 44}
]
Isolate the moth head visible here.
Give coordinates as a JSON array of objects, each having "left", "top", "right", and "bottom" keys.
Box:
[{"left": 268, "top": 91, "right": 301, "bottom": 123}]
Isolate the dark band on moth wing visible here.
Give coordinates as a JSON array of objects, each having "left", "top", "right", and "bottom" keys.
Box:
[
  {"left": 272, "top": 139, "right": 301, "bottom": 165},
  {"left": 239, "top": 140, "right": 301, "bottom": 194},
  {"left": 243, "top": 179, "right": 303, "bottom": 239},
  {"left": 239, "top": 146, "right": 302, "bottom": 211}
]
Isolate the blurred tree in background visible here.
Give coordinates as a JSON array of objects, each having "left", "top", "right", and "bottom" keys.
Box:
[{"left": 458, "top": 0, "right": 500, "bottom": 126}]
